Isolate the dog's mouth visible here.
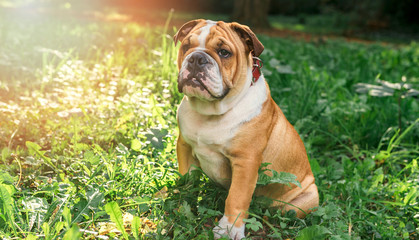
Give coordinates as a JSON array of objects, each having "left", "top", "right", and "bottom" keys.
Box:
[
  {"left": 178, "top": 72, "right": 227, "bottom": 100},
  {"left": 182, "top": 72, "right": 210, "bottom": 92},
  {"left": 178, "top": 71, "right": 201, "bottom": 89},
  {"left": 178, "top": 73, "right": 229, "bottom": 99}
]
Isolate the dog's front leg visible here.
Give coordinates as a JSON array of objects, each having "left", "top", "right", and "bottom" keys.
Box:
[
  {"left": 176, "top": 133, "right": 200, "bottom": 175},
  {"left": 213, "top": 155, "right": 261, "bottom": 240}
]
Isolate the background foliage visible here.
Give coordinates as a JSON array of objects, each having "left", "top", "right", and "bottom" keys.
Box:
[{"left": 0, "top": 1, "right": 418, "bottom": 239}]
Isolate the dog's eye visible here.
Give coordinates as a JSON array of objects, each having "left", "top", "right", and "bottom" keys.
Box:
[{"left": 218, "top": 49, "right": 231, "bottom": 58}]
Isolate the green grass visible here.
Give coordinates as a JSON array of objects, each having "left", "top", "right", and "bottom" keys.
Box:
[
  {"left": 269, "top": 14, "right": 352, "bottom": 35},
  {"left": 0, "top": 3, "right": 418, "bottom": 240},
  {"left": 268, "top": 14, "right": 419, "bottom": 44}
]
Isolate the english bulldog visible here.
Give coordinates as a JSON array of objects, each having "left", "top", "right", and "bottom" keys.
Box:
[{"left": 174, "top": 19, "right": 319, "bottom": 239}]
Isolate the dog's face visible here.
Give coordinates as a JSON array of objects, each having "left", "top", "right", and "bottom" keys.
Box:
[{"left": 174, "top": 19, "right": 264, "bottom": 102}]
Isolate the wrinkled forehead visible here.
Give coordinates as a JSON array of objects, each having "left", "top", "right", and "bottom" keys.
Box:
[
  {"left": 196, "top": 20, "right": 216, "bottom": 48},
  {"left": 188, "top": 20, "right": 231, "bottom": 49}
]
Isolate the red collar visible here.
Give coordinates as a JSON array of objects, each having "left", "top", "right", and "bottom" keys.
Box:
[{"left": 251, "top": 53, "right": 263, "bottom": 85}]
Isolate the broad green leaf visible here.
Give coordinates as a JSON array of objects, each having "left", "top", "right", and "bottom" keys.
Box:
[
  {"left": 25, "top": 234, "right": 38, "bottom": 240},
  {"left": 243, "top": 217, "right": 263, "bottom": 232},
  {"left": 131, "top": 138, "right": 142, "bottom": 152},
  {"left": 309, "top": 158, "right": 321, "bottom": 176},
  {"left": 355, "top": 79, "right": 419, "bottom": 98},
  {"left": 406, "top": 88, "right": 419, "bottom": 97},
  {"left": 116, "top": 143, "right": 130, "bottom": 155},
  {"left": 268, "top": 58, "right": 280, "bottom": 67},
  {"left": 354, "top": 83, "right": 394, "bottom": 96},
  {"left": 145, "top": 128, "right": 168, "bottom": 150},
  {"left": 25, "top": 141, "right": 42, "bottom": 155},
  {"left": 72, "top": 189, "right": 104, "bottom": 223},
  {"left": 104, "top": 201, "right": 129, "bottom": 240},
  {"left": 197, "top": 206, "right": 222, "bottom": 217},
  {"left": 296, "top": 225, "right": 331, "bottom": 240},
  {"left": 41, "top": 222, "right": 50, "bottom": 240},
  {"left": 84, "top": 151, "right": 100, "bottom": 165},
  {"left": 330, "top": 235, "right": 348, "bottom": 240},
  {"left": 403, "top": 187, "right": 417, "bottom": 205},
  {"left": 63, "top": 224, "right": 81, "bottom": 240},
  {"left": 257, "top": 164, "right": 301, "bottom": 188},
  {"left": 323, "top": 204, "right": 341, "bottom": 220},
  {"left": 406, "top": 223, "right": 415, "bottom": 233},
  {"left": 22, "top": 197, "right": 49, "bottom": 231},
  {"left": 268, "top": 58, "right": 295, "bottom": 74},
  {"left": 0, "top": 171, "right": 15, "bottom": 185},
  {"left": 280, "top": 222, "right": 287, "bottom": 229},
  {"left": 131, "top": 216, "right": 141, "bottom": 240},
  {"left": 62, "top": 206, "right": 71, "bottom": 229},
  {"left": 0, "top": 183, "right": 15, "bottom": 222},
  {"left": 179, "top": 201, "right": 194, "bottom": 220},
  {"left": 375, "top": 150, "right": 390, "bottom": 161},
  {"left": 54, "top": 221, "right": 64, "bottom": 234}
]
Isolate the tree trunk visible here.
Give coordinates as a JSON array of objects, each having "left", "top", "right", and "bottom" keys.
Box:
[{"left": 232, "top": 0, "right": 271, "bottom": 29}]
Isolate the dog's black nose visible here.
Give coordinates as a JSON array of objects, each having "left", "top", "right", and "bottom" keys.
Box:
[{"left": 188, "top": 52, "right": 208, "bottom": 68}]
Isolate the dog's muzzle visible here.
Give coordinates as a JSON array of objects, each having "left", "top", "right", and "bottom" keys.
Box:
[{"left": 178, "top": 51, "right": 227, "bottom": 99}]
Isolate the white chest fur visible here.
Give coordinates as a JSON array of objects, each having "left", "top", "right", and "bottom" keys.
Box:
[{"left": 177, "top": 75, "right": 268, "bottom": 185}]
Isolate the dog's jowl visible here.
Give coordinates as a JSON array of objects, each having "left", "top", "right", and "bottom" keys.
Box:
[{"left": 174, "top": 19, "right": 319, "bottom": 240}]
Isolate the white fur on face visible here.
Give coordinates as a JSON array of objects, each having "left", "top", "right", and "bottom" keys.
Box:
[{"left": 197, "top": 20, "right": 216, "bottom": 49}]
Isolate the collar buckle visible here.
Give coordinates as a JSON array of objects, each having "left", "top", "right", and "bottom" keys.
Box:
[{"left": 251, "top": 53, "right": 263, "bottom": 85}]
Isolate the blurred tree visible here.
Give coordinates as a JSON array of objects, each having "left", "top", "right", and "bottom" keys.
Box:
[{"left": 232, "top": 0, "right": 271, "bottom": 29}]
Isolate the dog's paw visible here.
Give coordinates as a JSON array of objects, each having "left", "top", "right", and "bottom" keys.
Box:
[{"left": 213, "top": 215, "right": 245, "bottom": 240}]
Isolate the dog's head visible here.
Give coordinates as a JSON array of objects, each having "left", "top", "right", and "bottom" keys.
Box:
[{"left": 174, "top": 19, "right": 264, "bottom": 107}]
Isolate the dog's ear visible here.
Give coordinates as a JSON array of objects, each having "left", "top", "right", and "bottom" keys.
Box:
[
  {"left": 173, "top": 19, "right": 204, "bottom": 46},
  {"left": 230, "top": 22, "right": 264, "bottom": 57}
]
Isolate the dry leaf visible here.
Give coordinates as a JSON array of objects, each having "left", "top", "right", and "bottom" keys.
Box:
[
  {"left": 153, "top": 186, "right": 169, "bottom": 199},
  {"left": 99, "top": 212, "right": 157, "bottom": 236}
]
